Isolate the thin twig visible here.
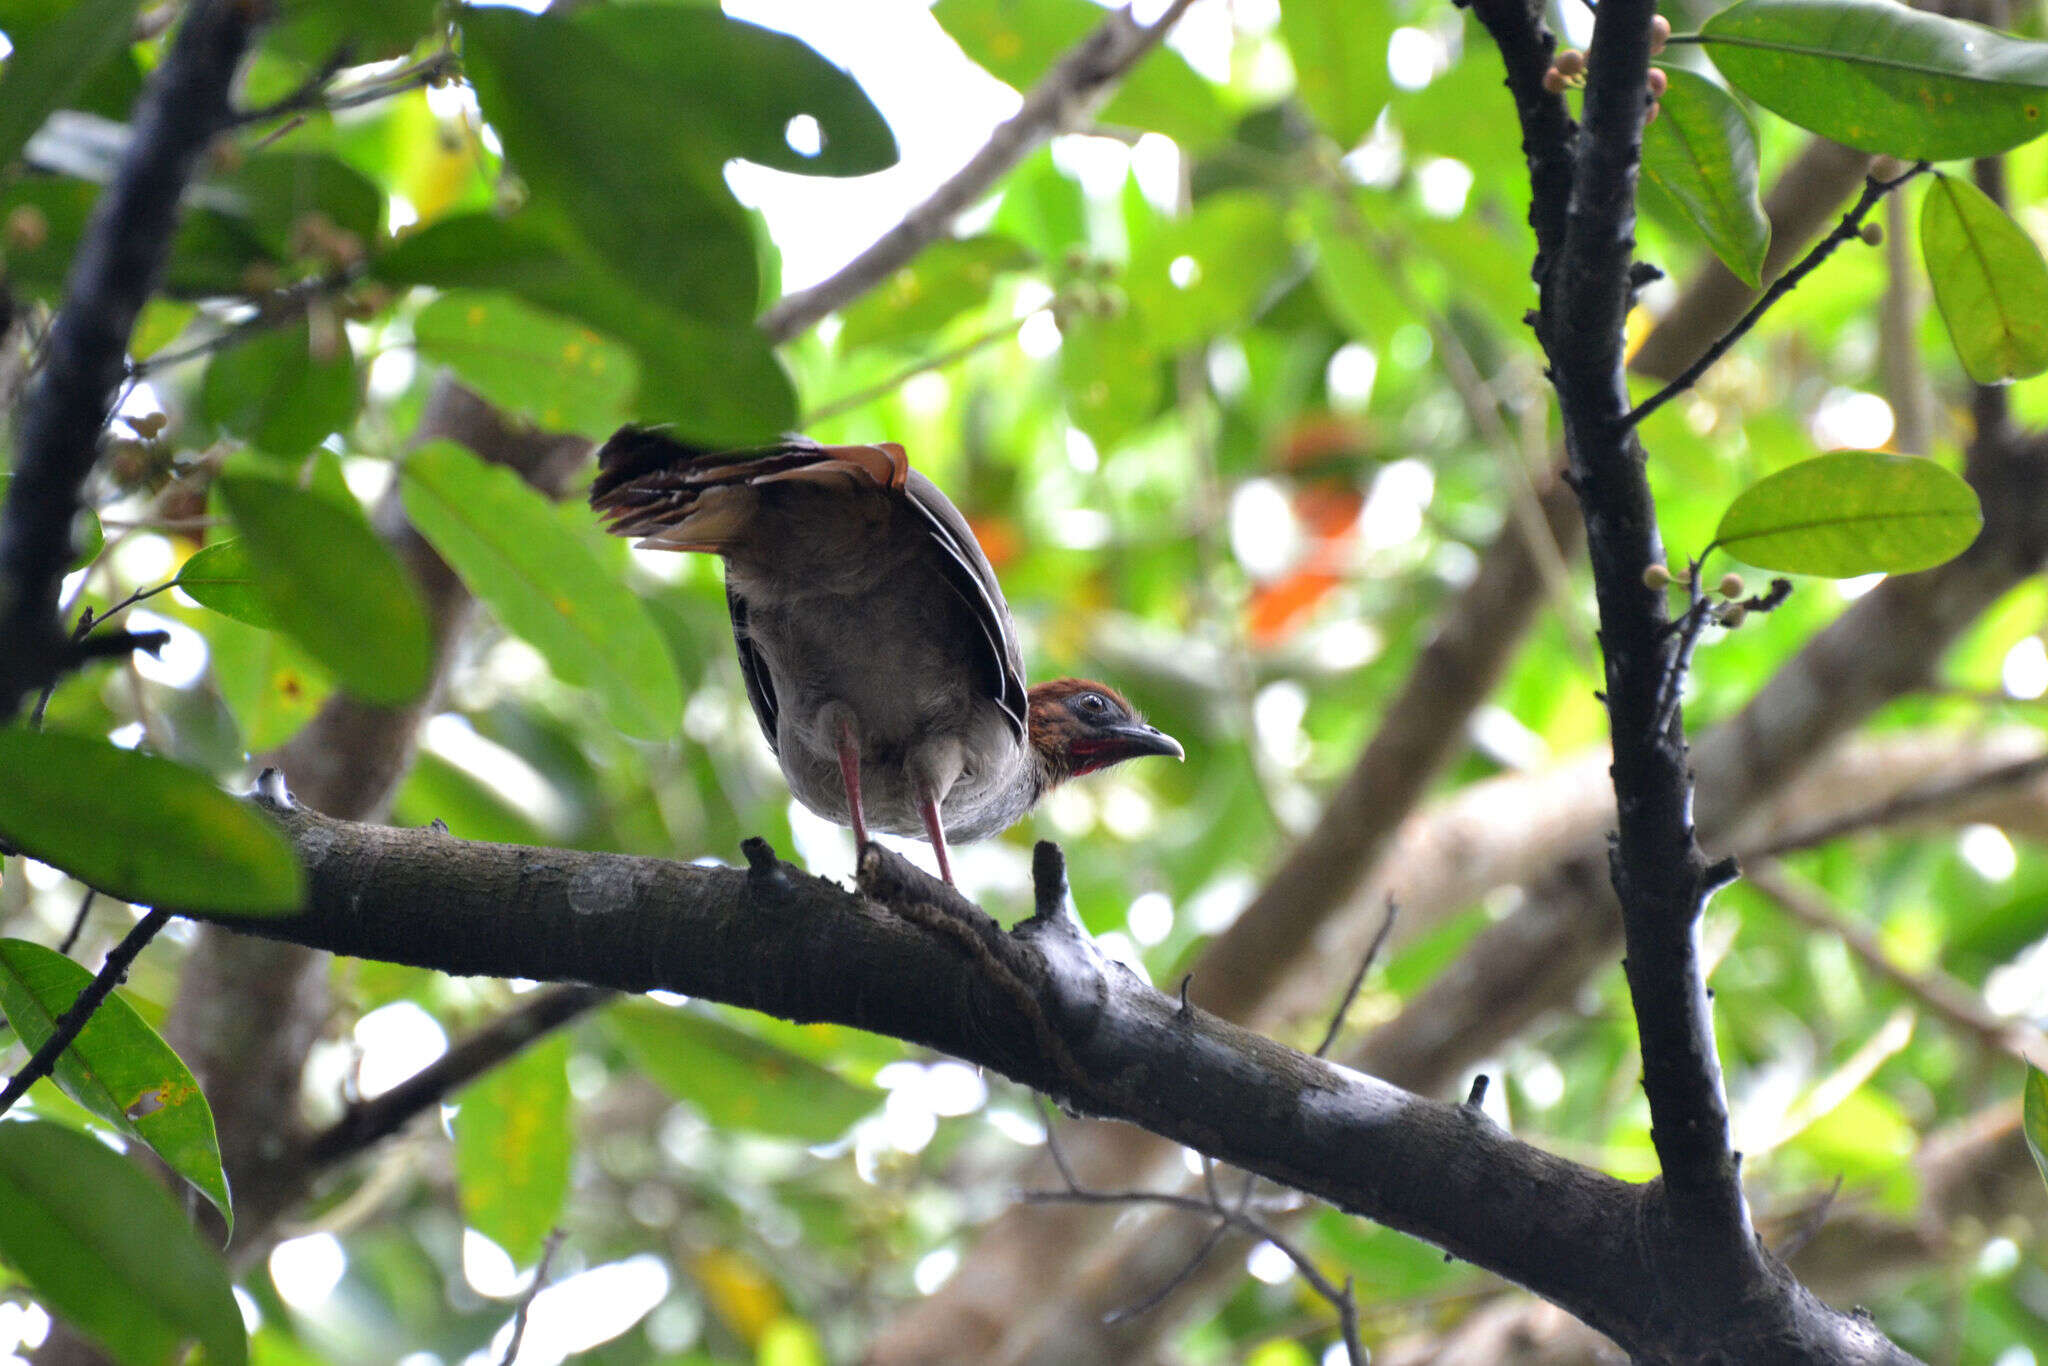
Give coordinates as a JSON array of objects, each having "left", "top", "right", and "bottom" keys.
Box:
[
  {"left": 758, "top": 0, "right": 1200, "bottom": 343},
  {"left": 57, "top": 890, "right": 96, "bottom": 957},
  {"left": 1031, "top": 1113, "right": 1364, "bottom": 1361},
  {"left": 128, "top": 268, "right": 360, "bottom": 378},
  {"left": 1313, "top": 897, "right": 1397, "bottom": 1060},
  {"left": 1741, "top": 751, "right": 2048, "bottom": 862},
  {"left": 499, "top": 1228, "right": 567, "bottom": 1366},
  {"left": 31, "top": 578, "right": 180, "bottom": 728},
  {"left": 1625, "top": 162, "right": 1929, "bottom": 430},
  {"left": 309, "top": 984, "right": 613, "bottom": 1165},
  {"left": 0, "top": 908, "right": 172, "bottom": 1119},
  {"left": 1746, "top": 861, "right": 2039, "bottom": 1059},
  {"left": 231, "top": 49, "right": 458, "bottom": 127},
  {"left": 801, "top": 313, "right": 1034, "bottom": 425}
]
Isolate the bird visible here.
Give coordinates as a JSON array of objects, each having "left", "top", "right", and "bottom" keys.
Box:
[{"left": 589, "top": 427, "right": 1183, "bottom": 885}]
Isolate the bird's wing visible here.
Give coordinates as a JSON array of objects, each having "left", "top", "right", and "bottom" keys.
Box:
[
  {"left": 725, "top": 581, "right": 781, "bottom": 755},
  {"left": 902, "top": 465, "right": 1029, "bottom": 744}
]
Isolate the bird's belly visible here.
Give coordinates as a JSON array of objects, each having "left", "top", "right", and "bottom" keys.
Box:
[{"left": 778, "top": 701, "right": 1031, "bottom": 843}]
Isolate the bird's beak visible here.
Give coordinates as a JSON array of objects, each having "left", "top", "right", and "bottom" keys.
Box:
[{"left": 1101, "top": 720, "right": 1185, "bottom": 762}]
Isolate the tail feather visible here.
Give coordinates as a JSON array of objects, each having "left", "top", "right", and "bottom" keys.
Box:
[{"left": 589, "top": 427, "right": 910, "bottom": 554}]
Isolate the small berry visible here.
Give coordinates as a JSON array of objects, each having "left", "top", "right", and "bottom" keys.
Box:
[
  {"left": 1717, "top": 572, "right": 1745, "bottom": 599},
  {"left": 1859, "top": 222, "right": 1884, "bottom": 246},
  {"left": 1555, "top": 48, "right": 1586, "bottom": 77},
  {"left": 1542, "top": 67, "right": 1570, "bottom": 95},
  {"left": 1719, "top": 604, "right": 1748, "bottom": 628},
  {"left": 1650, "top": 15, "right": 1672, "bottom": 54},
  {"left": 1643, "top": 563, "right": 1673, "bottom": 590},
  {"left": 1647, "top": 67, "right": 1668, "bottom": 99}
]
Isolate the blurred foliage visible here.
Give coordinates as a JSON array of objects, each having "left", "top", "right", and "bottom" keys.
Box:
[{"left": 1, "top": 0, "right": 2047, "bottom": 1362}]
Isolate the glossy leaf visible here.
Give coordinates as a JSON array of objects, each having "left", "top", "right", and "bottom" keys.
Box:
[
  {"left": 1920, "top": 172, "right": 2048, "bottom": 383},
  {"left": 1640, "top": 67, "right": 1770, "bottom": 289},
  {"left": 175, "top": 538, "right": 275, "bottom": 628},
  {"left": 216, "top": 467, "right": 434, "bottom": 706},
  {"left": 0, "top": 939, "right": 232, "bottom": 1230},
  {"left": 607, "top": 1000, "right": 877, "bottom": 1142},
  {"left": 454, "top": 1031, "right": 572, "bottom": 1265},
  {"left": 412, "top": 291, "right": 638, "bottom": 436},
  {"left": 0, "top": 1120, "right": 246, "bottom": 1366},
  {"left": 377, "top": 213, "right": 796, "bottom": 442},
  {"left": 200, "top": 320, "right": 360, "bottom": 459},
  {"left": 400, "top": 441, "right": 682, "bottom": 740},
  {"left": 2025, "top": 1066, "right": 2048, "bottom": 1192},
  {"left": 0, "top": 0, "right": 142, "bottom": 170},
  {"left": 933, "top": 0, "right": 1229, "bottom": 149},
  {"left": 0, "top": 727, "right": 303, "bottom": 914},
  {"left": 1277, "top": 0, "right": 1395, "bottom": 148},
  {"left": 1701, "top": 0, "right": 2048, "bottom": 161},
  {"left": 837, "top": 236, "right": 1039, "bottom": 352},
  {"left": 1713, "top": 451, "right": 1983, "bottom": 576},
  {"left": 459, "top": 5, "right": 892, "bottom": 328}
]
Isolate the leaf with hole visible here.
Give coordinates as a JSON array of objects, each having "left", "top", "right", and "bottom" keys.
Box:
[
  {"left": 0, "top": 727, "right": 302, "bottom": 914},
  {"left": 401, "top": 440, "right": 682, "bottom": 740},
  {"left": 1921, "top": 172, "right": 2048, "bottom": 383},
  {"left": 0, "top": 1120, "right": 246, "bottom": 1366},
  {"left": 1713, "top": 451, "right": 1982, "bottom": 576},
  {"left": 1701, "top": 0, "right": 2048, "bottom": 161},
  {"left": 1640, "top": 68, "right": 1770, "bottom": 288},
  {"left": 0, "top": 938, "right": 232, "bottom": 1231},
  {"left": 217, "top": 467, "right": 433, "bottom": 706}
]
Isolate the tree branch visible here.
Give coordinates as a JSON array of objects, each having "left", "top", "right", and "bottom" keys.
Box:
[
  {"left": 757, "top": 0, "right": 1198, "bottom": 344},
  {"left": 0, "top": 0, "right": 256, "bottom": 721},
  {"left": 173, "top": 789, "right": 1914, "bottom": 1361}
]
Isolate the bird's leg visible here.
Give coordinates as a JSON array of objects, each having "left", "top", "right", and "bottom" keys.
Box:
[
  {"left": 834, "top": 715, "right": 870, "bottom": 853},
  {"left": 916, "top": 794, "right": 955, "bottom": 886}
]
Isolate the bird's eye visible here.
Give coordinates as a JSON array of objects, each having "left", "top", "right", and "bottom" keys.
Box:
[{"left": 1078, "top": 693, "right": 1109, "bottom": 715}]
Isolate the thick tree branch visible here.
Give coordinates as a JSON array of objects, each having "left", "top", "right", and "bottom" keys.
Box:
[
  {"left": 758, "top": 0, "right": 1197, "bottom": 344},
  {"left": 190, "top": 793, "right": 1910, "bottom": 1361},
  {"left": 0, "top": 0, "right": 255, "bottom": 721}
]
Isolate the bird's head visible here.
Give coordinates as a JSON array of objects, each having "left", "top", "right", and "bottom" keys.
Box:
[{"left": 1026, "top": 679, "right": 1184, "bottom": 785}]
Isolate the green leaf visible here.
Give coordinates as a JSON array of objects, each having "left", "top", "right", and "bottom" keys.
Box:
[
  {"left": 0, "top": 1120, "right": 246, "bottom": 1366},
  {"left": 1713, "top": 451, "right": 1983, "bottom": 576},
  {"left": 175, "top": 539, "right": 275, "bottom": 628},
  {"left": 933, "top": 0, "right": 1229, "bottom": 149},
  {"left": 216, "top": 467, "right": 434, "bottom": 706},
  {"left": 377, "top": 214, "right": 796, "bottom": 442},
  {"left": 1700, "top": 0, "right": 2048, "bottom": 161},
  {"left": 1920, "top": 172, "right": 2048, "bottom": 383},
  {"left": 459, "top": 6, "right": 892, "bottom": 328},
  {"left": 1277, "top": 0, "right": 1395, "bottom": 148},
  {"left": 1126, "top": 191, "right": 1296, "bottom": 351},
  {"left": 411, "top": 291, "right": 638, "bottom": 436},
  {"left": 607, "top": 1000, "right": 877, "bottom": 1142},
  {"left": 202, "top": 612, "right": 333, "bottom": 753},
  {"left": 2025, "top": 1066, "right": 2048, "bottom": 1192},
  {"left": 200, "top": 320, "right": 360, "bottom": 459},
  {"left": 836, "top": 236, "right": 1039, "bottom": 352},
  {"left": 400, "top": 441, "right": 682, "bottom": 740},
  {"left": 209, "top": 151, "right": 384, "bottom": 258},
  {"left": 0, "top": 940, "right": 232, "bottom": 1231},
  {"left": 264, "top": 0, "right": 436, "bottom": 64},
  {"left": 1303, "top": 189, "right": 1401, "bottom": 350},
  {"left": 0, "top": 0, "right": 143, "bottom": 170},
  {"left": 0, "top": 728, "right": 303, "bottom": 914},
  {"left": 1640, "top": 67, "right": 1770, "bottom": 289},
  {"left": 453, "top": 1031, "right": 572, "bottom": 1265}
]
